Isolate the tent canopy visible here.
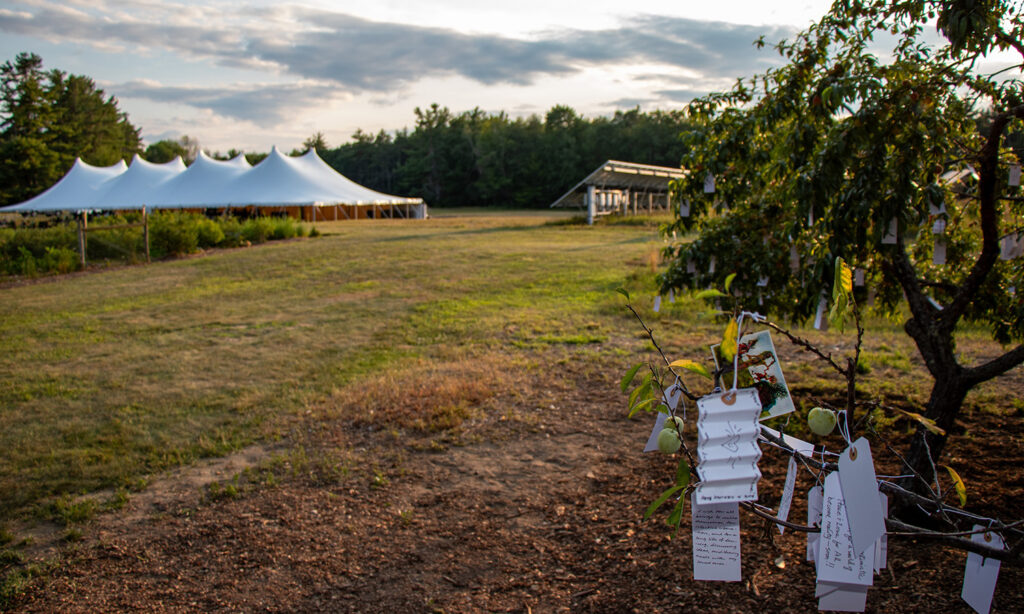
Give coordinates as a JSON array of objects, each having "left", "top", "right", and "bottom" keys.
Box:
[{"left": 3, "top": 147, "right": 423, "bottom": 213}]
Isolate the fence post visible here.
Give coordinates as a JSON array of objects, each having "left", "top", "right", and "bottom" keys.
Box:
[
  {"left": 143, "top": 206, "right": 150, "bottom": 263},
  {"left": 77, "top": 211, "right": 88, "bottom": 270}
]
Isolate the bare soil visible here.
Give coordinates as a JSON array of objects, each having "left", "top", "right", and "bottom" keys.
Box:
[{"left": 6, "top": 357, "right": 1024, "bottom": 613}]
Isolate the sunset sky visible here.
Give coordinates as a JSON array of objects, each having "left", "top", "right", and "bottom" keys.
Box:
[{"left": 1, "top": 1, "right": 837, "bottom": 153}]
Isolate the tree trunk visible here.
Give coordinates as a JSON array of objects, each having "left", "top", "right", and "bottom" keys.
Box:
[{"left": 902, "top": 371, "right": 970, "bottom": 491}]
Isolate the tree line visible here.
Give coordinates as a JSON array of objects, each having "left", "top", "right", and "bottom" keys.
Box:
[{"left": 1, "top": 52, "right": 695, "bottom": 209}]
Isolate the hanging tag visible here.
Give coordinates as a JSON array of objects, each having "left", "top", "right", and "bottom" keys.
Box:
[
  {"left": 816, "top": 581, "right": 869, "bottom": 612},
  {"left": 1010, "top": 164, "right": 1021, "bottom": 187},
  {"left": 687, "top": 259, "right": 697, "bottom": 274},
  {"left": 934, "top": 237, "right": 947, "bottom": 265},
  {"left": 813, "top": 294, "right": 829, "bottom": 331},
  {"left": 874, "top": 493, "right": 888, "bottom": 573},
  {"left": 680, "top": 199, "right": 690, "bottom": 217},
  {"left": 704, "top": 172, "right": 715, "bottom": 194},
  {"left": 807, "top": 207, "right": 814, "bottom": 226},
  {"left": 663, "top": 379, "right": 683, "bottom": 411},
  {"left": 790, "top": 246, "right": 800, "bottom": 272},
  {"left": 758, "top": 290, "right": 763, "bottom": 306},
  {"left": 882, "top": 218, "right": 898, "bottom": 245},
  {"left": 776, "top": 455, "right": 799, "bottom": 535},
  {"left": 643, "top": 411, "right": 669, "bottom": 453},
  {"left": 668, "top": 288, "right": 675, "bottom": 303},
  {"left": 1000, "top": 233, "right": 1023, "bottom": 260},
  {"left": 757, "top": 276, "right": 768, "bottom": 287},
  {"left": 838, "top": 438, "right": 886, "bottom": 556},
  {"left": 932, "top": 218, "right": 946, "bottom": 234},
  {"left": 817, "top": 472, "right": 875, "bottom": 586},
  {"left": 695, "top": 389, "right": 763, "bottom": 504},
  {"left": 929, "top": 199, "right": 946, "bottom": 216},
  {"left": 807, "top": 485, "right": 823, "bottom": 562},
  {"left": 653, "top": 295, "right": 662, "bottom": 313},
  {"left": 961, "top": 526, "right": 1004, "bottom": 614},
  {"left": 854, "top": 268, "right": 865, "bottom": 287},
  {"left": 708, "top": 256, "right": 716, "bottom": 274},
  {"left": 759, "top": 427, "right": 814, "bottom": 457},
  {"left": 691, "top": 495, "right": 742, "bottom": 582}
]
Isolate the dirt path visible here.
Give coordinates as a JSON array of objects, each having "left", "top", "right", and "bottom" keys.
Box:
[{"left": 8, "top": 368, "right": 1024, "bottom": 613}]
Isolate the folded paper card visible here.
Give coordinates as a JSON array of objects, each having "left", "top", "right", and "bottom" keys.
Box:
[{"left": 695, "top": 389, "right": 763, "bottom": 505}]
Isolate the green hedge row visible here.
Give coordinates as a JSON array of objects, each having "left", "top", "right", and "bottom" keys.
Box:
[{"left": 0, "top": 212, "right": 313, "bottom": 277}]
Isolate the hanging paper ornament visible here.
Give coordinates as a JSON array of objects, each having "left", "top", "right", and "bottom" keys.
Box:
[
  {"left": 704, "top": 172, "right": 715, "bottom": 193},
  {"left": 694, "top": 388, "right": 763, "bottom": 505},
  {"left": 933, "top": 237, "right": 947, "bottom": 265}
]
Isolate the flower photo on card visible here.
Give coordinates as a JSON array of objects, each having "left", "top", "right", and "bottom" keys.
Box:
[{"left": 710, "top": 330, "right": 795, "bottom": 420}]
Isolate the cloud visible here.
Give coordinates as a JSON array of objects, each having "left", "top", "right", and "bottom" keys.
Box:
[
  {"left": 112, "top": 80, "right": 342, "bottom": 125},
  {"left": 0, "top": 1, "right": 797, "bottom": 120}
]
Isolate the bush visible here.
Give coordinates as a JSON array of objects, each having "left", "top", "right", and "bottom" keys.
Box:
[
  {"left": 196, "top": 217, "right": 225, "bottom": 248},
  {"left": 218, "top": 217, "right": 245, "bottom": 247},
  {"left": 149, "top": 212, "right": 199, "bottom": 257},
  {"left": 40, "top": 247, "right": 79, "bottom": 274},
  {"left": 242, "top": 218, "right": 275, "bottom": 244}
]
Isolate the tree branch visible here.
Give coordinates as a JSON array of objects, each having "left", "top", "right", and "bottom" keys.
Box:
[{"left": 964, "top": 342, "right": 1024, "bottom": 388}]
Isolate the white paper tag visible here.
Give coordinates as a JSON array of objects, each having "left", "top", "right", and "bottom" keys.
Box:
[
  {"left": 709, "top": 256, "right": 716, "bottom": 274},
  {"left": 687, "top": 259, "right": 697, "bottom": 274},
  {"left": 663, "top": 379, "right": 683, "bottom": 411},
  {"left": 932, "top": 218, "right": 947, "bottom": 234},
  {"left": 817, "top": 472, "right": 874, "bottom": 586},
  {"left": 695, "top": 389, "right": 763, "bottom": 504},
  {"left": 759, "top": 427, "right": 815, "bottom": 457},
  {"left": 691, "top": 495, "right": 742, "bottom": 582},
  {"left": 776, "top": 455, "right": 799, "bottom": 535},
  {"left": 704, "top": 172, "right": 715, "bottom": 194},
  {"left": 816, "top": 581, "right": 869, "bottom": 612},
  {"left": 962, "top": 527, "right": 1004, "bottom": 614},
  {"left": 653, "top": 295, "right": 661, "bottom": 313},
  {"left": 882, "top": 218, "right": 898, "bottom": 244},
  {"left": 874, "top": 493, "right": 888, "bottom": 573},
  {"left": 668, "top": 288, "right": 675, "bottom": 303},
  {"left": 813, "top": 294, "right": 829, "bottom": 331},
  {"left": 934, "top": 237, "right": 947, "bottom": 265},
  {"left": 643, "top": 411, "right": 669, "bottom": 453},
  {"left": 929, "top": 199, "right": 946, "bottom": 216},
  {"left": 854, "top": 268, "right": 865, "bottom": 287},
  {"left": 808, "top": 208, "right": 814, "bottom": 226},
  {"left": 757, "top": 276, "right": 768, "bottom": 287},
  {"left": 680, "top": 199, "right": 691, "bottom": 217},
  {"left": 1010, "top": 164, "right": 1021, "bottom": 187},
  {"left": 807, "top": 485, "right": 823, "bottom": 562},
  {"left": 790, "top": 246, "right": 800, "bottom": 272},
  {"left": 838, "top": 438, "right": 886, "bottom": 556}
]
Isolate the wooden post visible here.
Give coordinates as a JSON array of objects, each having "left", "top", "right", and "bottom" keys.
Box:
[
  {"left": 143, "top": 206, "right": 150, "bottom": 263},
  {"left": 586, "top": 184, "right": 596, "bottom": 225},
  {"left": 77, "top": 211, "right": 88, "bottom": 270}
]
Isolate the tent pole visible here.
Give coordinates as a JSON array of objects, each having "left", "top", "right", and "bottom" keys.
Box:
[
  {"left": 143, "top": 206, "right": 150, "bottom": 263},
  {"left": 77, "top": 211, "right": 88, "bottom": 270}
]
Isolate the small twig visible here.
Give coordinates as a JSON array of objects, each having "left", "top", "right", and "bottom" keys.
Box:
[
  {"left": 625, "top": 302, "right": 701, "bottom": 401},
  {"left": 763, "top": 319, "right": 846, "bottom": 376}
]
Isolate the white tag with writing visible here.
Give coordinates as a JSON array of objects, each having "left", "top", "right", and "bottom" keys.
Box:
[
  {"left": 653, "top": 295, "right": 661, "bottom": 313},
  {"left": 816, "top": 581, "right": 869, "bottom": 612},
  {"left": 807, "top": 485, "right": 823, "bottom": 562},
  {"left": 882, "top": 218, "right": 898, "bottom": 244},
  {"left": 691, "top": 495, "right": 742, "bottom": 582},
  {"left": 813, "top": 294, "right": 829, "bottom": 331},
  {"left": 704, "top": 172, "right": 715, "bottom": 194},
  {"left": 838, "top": 438, "right": 886, "bottom": 556},
  {"left": 776, "top": 455, "right": 799, "bottom": 535},
  {"left": 687, "top": 259, "right": 697, "bottom": 273},
  {"left": 962, "top": 527, "right": 1004, "bottom": 614},
  {"left": 934, "top": 237, "right": 947, "bottom": 265},
  {"left": 668, "top": 288, "right": 675, "bottom": 303},
  {"left": 874, "top": 493, "right": 889, "bottom": 573},
  {"left": 817, "top": 472, "right": 874, "bottom": 586},
  {"left": 1010, "top": 164, "right": 1021, "bottom": 187},
  {"left": 643, "top": 411, "right": 668, "bottom": 453},
  {"left": 759, "top": 427, "right": 814, "bottom": 457},
  {"left": 680, "top": 199, "right": 691, "bottom": 217},
  {"left": 854, "top": 269, "right": 865, "bottom": 287}
]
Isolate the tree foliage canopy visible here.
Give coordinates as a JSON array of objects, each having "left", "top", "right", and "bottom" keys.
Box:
[
  {"left": 0, "top": 52, "right": 142, "bottom": 206},
  {"left": 662, "top": 0, "right": 1024, "bottom": 484}
]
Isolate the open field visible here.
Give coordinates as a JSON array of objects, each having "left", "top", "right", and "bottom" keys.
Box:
[{"left": 2, "top": 211, "right": 1023, "bottom": 611}]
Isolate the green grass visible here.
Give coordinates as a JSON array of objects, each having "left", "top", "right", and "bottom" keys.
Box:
[{"left": 0, "top": 214, "right": 664, "bottom": 521}]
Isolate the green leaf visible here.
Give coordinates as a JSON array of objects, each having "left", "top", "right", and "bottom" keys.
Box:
[
  {"left": 627, "top": 396, "right": 658, "bottom": 418},
  {"left": 720, "top": 318, "right": 739, "bottom": 362},
  {"left": 616, "top": 287, "right": 631, "bottom": 301},
  {"left": 620, "top": 362, "right": 645, "bottom": 393},
  {"left": 724, "top": 272, "right": 737, "bottom": 293},
  {"left": 627, "top": 373, "right": 652, "bottom": 409},
  {"left": 644, "top": 484, "right": 685, "bottom": 520},
  {"left": 943, "top": 465, "right": 967, "bottom": 507},
  {"left": 669, "top": 358, "right": 712, "bottom": 379},
  {"left": 694, "top": 289, "right": 728, "bottom": 300},
  {"left": 666, "top": 497, "right": 686, "bottom": 535},
  {"left": 676, "top": 458, "right": 690, "bottom": 488}
]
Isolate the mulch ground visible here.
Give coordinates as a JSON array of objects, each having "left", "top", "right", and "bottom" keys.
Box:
[{"left": 7, "top": 357, "right": 1024, "bottom": 613}]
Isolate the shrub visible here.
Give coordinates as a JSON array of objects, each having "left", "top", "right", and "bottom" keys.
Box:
[
  {"left": 218, "top": 216, "right": 245, "bottom": 247},
  {"left": 149, "top": 212, "right": 199, "bottom": 257},
  {"left": 196, "top": 217, "right": 225, "bottom": 248},
  {"left": 40, "top": 247, "right": 79, "bottom": 274},
  {"left": 242, "top": 218, "right": 275, "bottom": 244}
]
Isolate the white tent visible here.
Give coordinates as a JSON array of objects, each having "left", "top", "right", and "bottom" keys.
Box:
[
  {"left": 2, "top": 148, "right": 425, "bottom": 218},
  {"left": 4, "top": 158, "right": 128, "bottom": 213}
]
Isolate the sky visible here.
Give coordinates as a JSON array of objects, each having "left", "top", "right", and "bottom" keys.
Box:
[{"left": 0, "top": 0, "right": 837, "bottom": 153}]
